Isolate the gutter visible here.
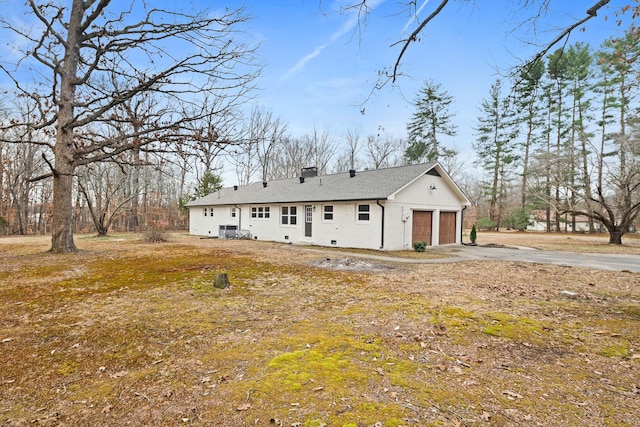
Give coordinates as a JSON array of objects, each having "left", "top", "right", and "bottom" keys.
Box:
[
  {"left": 376, "top": 200, "right": 385, "bottom": 249},
  {"left": 460, "top": 205, "right": 467, "bottom": 244},
  {"left": 234, "top": 205, "right": 242, "bottom": 231}
]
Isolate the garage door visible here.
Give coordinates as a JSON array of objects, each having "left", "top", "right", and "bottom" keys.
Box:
[
  {"left": 412, "top": 211, "right": 432, "bottom": 246},
  {"left": 439, "top": 211, "right": 457, "bottom": 245}
]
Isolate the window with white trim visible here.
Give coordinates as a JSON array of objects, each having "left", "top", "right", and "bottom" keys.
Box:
[
  {"left": 251, "top": 206, "right": 270, "bottom": 219},
  {"left": 231, "top": 207, "right": 237, "bottom": 218},
  {"left": 357, "top": 204, "right": 370, "bottom": 221},
  {"left": 281, "top": 206, "right": 297, "bottom": 225},
  {"left": 323, "top": 205, "right": 333, "bottom": 221},
  {"left": 203, "top": 207, "right": 208, "bottom": 217}
]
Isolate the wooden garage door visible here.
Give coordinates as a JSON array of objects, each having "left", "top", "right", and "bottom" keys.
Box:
[
  {"left": 412, "top": 211, "right": 432, "bottom": 246},
  {"left": 439, "top": 211, "right": 457, "bottom": 245}
]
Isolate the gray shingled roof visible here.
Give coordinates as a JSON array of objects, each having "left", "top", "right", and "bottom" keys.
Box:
[{"left": 186, "top": 162, "right": 441, "bottom": 207}]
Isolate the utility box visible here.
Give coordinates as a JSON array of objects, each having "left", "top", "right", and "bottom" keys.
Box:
[{"left": 219, "top": 225, "right": 238, "bottom": 239}]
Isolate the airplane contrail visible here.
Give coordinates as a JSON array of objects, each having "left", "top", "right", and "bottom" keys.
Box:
[{"left": 402, "top": 0, "right": 431, "bottom": 33}]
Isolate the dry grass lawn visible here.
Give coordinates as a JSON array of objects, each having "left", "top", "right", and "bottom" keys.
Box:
[{"left": 0, "top": 232, "right": 638, "bottom": 426}]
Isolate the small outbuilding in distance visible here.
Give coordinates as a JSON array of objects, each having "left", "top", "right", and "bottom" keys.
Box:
[{"left": 186, "top": 162, "right": 471, "bottom": 251}]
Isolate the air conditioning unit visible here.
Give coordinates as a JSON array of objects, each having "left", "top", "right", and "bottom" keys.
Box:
[{"left": 219, "top": 225, "right": 238, "bottom": 239}]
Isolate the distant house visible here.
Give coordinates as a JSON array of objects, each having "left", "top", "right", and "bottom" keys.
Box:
[
  {"left": 528, "top": 210, "right": 601, "bottom": 232},
  {"left": 186, "top": 162, "right": 471, "bottom": 251}
]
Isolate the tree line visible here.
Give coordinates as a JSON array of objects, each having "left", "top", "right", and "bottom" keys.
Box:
[
  {"left": 466, "top": 25, "right": 639, "bottom": 244},
  {"left": 0, "top": 1, "right": 638, "bottom": 250}
]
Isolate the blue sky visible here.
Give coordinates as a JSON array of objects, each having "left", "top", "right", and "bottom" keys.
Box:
[
  {"left": 242, "top": 0, "right": 631, "bottom": 149},
  {"left": 0, "top": 0, "right": 635, "bottom": 179}
]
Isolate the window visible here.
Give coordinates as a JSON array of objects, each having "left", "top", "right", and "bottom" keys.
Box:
[
  {"left": 323, "top": 205, "right": 333, "bottom": 221},
  {"left": 231, "top": 207, "right": 236, "bottom": 218},
  {"left": 204, "top": 207, "right": 212, "bottom": 217},
  {"left": 251, "top": 206, "right": 270, "bottom": 219},
  {"left": 357, "top": 204, "right": 370, "bottom": 221},
  {"left": 281, "top": 206, "right": 297, "bottom": 225},
  {"left": 203, "top": 208, "right": 207, "bottom": 217}
]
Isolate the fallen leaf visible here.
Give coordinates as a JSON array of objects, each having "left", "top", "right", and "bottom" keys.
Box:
[
  {"left": 237, "top": 403, "right": 252, "bottom": 411},
  {"left": 1, "top": 338, "right": 13, "bottom": 343},
  {"left": 503, "top": 390, "right": 523, "bottom": 399},
  {"left": 312, "top": 386, "right": 324, "bottom": 392},
  {"left": 480, "top": 411, "right": 491, "bottom": 421},
  {"left": 456, "top": 359, "right": 471, "bottom": 368},
  {"left": 109, "top": 371, "right": 127, "bottom": 379}
]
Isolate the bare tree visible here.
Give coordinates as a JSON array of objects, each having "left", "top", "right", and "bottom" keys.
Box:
[
  {"left": 438, "top": 147, "right": 465, "bottom": 181},
  {"left": 333, "top": 127, "right": 362, "bottom": 173},
  {"left": 304, "top": 127, "right": 336, "bottom": 175},
  {"left": 229, "top": 106, "right": 287, "bottom": 184},
  {"left": 339, "top": 0, "right": 614, "bottom": 100},
  {"left": 1, "top": 98, "right": 48, "bottom": 234},
  {"left": 364, "top": 133, "right": 399, "bottom": 169},
  {"left": 76, "top": 161, "right": 135, "bottom": 236},
  {"left": 0, "top": 1, "right": 259, "bottom": 252},
  {"left": 181, "top": 94, "right": 244, "bottom": 180},
  {"left": 560, "top": 126, "right": 640, "bottom": 244},
  {"left": 248, "top": 106, "right": 288, "bottom": 182},
  {"left": 271, "top": 136, "right": 314, "bottom": 179}
]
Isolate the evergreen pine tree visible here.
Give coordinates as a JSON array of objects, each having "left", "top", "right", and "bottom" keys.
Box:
[{"left": 405, "top": 80, "right": 457, "bottom": 163}]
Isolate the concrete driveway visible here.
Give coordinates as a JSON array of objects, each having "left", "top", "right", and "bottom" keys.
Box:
[
  {"left": 427, "top": 244, "right": 640, "bottom": 273},
  {"left": 305, "top": 244, "right": 640, "bottom": 273}
]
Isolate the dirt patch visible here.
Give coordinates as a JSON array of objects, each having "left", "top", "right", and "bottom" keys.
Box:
[{"left": 312, "top": 257, "right": 396, "bottom": 271}]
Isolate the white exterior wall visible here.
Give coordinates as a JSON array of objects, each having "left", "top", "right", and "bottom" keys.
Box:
[
  {"left": 384, "top": 173, "right": 465, "bottom": 250},
  {"left": 188, "top": 205, "right": 241, "bottom": 237},
  {"left": 248, "top": 202, "right": 382, "bottom": 249},
  {"left": 189, "top": 202, "right": 383, "bottom": 249}
]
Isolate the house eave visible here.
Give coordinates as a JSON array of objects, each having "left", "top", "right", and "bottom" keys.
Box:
[{"left": 187, "top": 196, "right": 390, "bottom": 207}]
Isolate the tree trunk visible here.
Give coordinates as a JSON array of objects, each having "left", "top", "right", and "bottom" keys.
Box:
[
  {"left": 49, "top": 0, "right": 83, "bottom": 253},
  {"left": 608, "top": 229, "right": 623, "bottom": 245},
  {"left": 50, "top": 171, "right": 77, "bottom": 252}
]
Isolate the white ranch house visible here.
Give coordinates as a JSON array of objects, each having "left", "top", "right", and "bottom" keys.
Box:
[{"left": 186, "top": 162, "right": 471, "bottom": 251}]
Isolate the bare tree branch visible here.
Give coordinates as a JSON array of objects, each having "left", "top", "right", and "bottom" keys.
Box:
[{"left": 392, "top": 0, "right": 450, "bottom": 83}]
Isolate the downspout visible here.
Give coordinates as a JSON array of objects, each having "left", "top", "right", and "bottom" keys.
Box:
[
  {"left": 460, "top": 205, "right": 467, "bottom": 245},
  {"left": 376, "top": 200, "right": 385, "bottom": 249},
  {"left": 234, "top": 205, "right": 242, "bottom": 231}
]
